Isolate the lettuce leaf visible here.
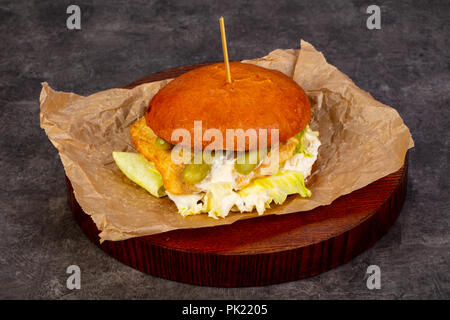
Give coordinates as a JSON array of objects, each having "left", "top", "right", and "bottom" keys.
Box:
[
  {"left": 294, "top": 125, "right": 319, "bottom": 158},
  {"left": 203, "top": 182, "right": 241, "bottom": 219},
  {"left": 167, "top": 170, "right": 312, "bottom": 218},
  {"left": 112, "top": 152, "right": 166, "bottom": 197},
  {"left": 166, "top": 192, "right": 204, "bottom": 216},
  {"left": 238, "top": 170, "right": 311, "bottom": 214}
]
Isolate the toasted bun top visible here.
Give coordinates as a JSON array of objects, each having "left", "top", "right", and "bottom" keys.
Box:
[{"left": 146, "top": 62, "right": 311, "bottom": 151}]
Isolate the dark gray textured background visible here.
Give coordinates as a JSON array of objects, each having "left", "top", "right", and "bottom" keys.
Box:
[{"left": 1, "top": 0, "right": 449, "bottom": 299}]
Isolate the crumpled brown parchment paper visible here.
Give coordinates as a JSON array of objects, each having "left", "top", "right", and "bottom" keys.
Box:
[{"left": 40, "top": 40, "right": 414, "bottom": 242}]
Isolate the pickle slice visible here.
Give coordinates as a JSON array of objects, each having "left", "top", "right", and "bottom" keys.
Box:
[
  {"left": 155, "top": 137, "right": 173, "bottom": 150},
  {"left": 234, "top": 150, "right": 260, "bottom": 175},
  {"left": 182, "top": 162, "right": 212, "bottom": 184}
]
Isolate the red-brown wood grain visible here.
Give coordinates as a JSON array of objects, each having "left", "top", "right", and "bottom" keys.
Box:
[{"left": 66, "top": 63, "right": 408, "bottom": 287}]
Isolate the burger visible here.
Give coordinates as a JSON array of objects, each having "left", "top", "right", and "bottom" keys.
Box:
[{"left": 113, "top": 61, "right": 320, "bottom": 218}]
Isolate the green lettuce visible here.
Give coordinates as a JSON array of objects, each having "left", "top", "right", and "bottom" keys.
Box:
[
  {"left": 112, "top": 152, "right": 166, "bottom": 197},
  {"left": 200, "top": 170, "right": 312, "bottom": 217},
  {"left": 294, "top": 125, "right": 319, "bottom": 158},
  {"left": 203, "top": 182, "right": 241, "bottom": 219},
  {"left": 239, "top": 170, "right": 311, "bottom": 208}
]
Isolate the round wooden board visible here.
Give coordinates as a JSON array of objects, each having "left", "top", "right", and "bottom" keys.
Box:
[{"left": 66, "top": 63, "right": 409, "bottom": 287}]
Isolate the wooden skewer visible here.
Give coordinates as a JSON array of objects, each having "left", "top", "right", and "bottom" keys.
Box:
[{"left": 219, "top": 16, "right": 232, "bottom": 83}]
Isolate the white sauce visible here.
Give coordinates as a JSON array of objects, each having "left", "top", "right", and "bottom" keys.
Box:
[
  {"left": 196, "top": 153, "right": 238, "bottom": 191},
  {"left": 282, "top": 130, "right": 321, "bottom": 177}
]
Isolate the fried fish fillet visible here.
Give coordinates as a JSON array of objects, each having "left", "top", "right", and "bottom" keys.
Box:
[
  {"left": 130, "top": 117, "right": 299, "bottom": 195},
  {"left": 130, "top": 118, "right": 198, "bottom": 195}
]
